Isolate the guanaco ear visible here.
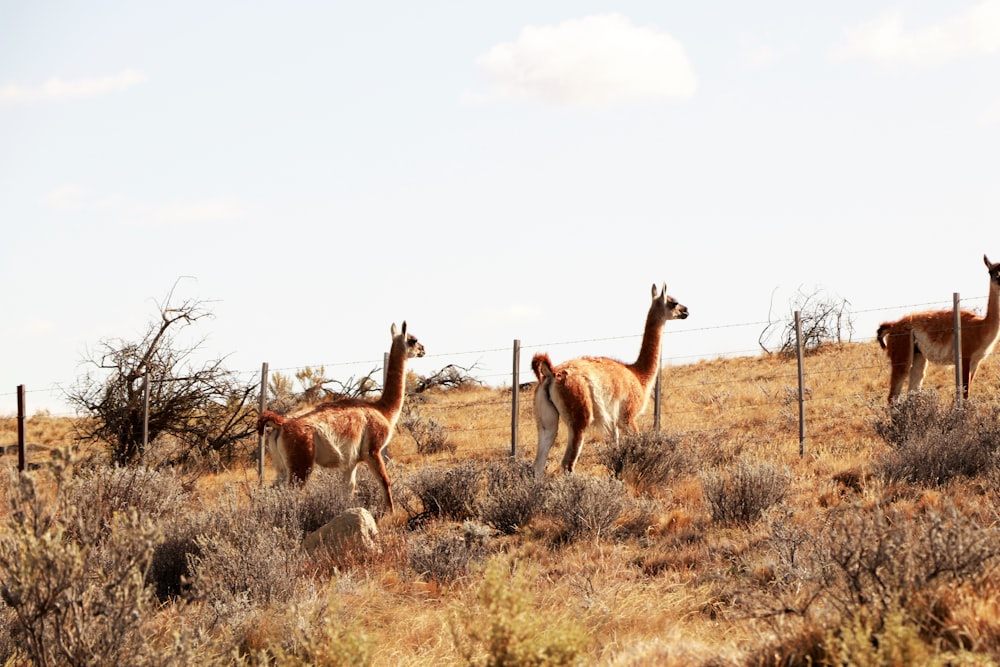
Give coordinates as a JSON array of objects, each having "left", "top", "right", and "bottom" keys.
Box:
[
  {"left": 401, "top": 320, "right": 408, "bottom": 335},
  {"left": 391, "top": 322, "right": 399, "bottom": 337},
  {"left": 986, "top": 255, "right": 993, "bottom": 268},
  {"left": 651, "top": 283, "right": 659, "bottom": 299}
]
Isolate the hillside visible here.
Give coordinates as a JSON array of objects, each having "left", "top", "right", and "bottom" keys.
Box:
[{"left": 4, "top": 340, "right": 1000, "bottom": 665}]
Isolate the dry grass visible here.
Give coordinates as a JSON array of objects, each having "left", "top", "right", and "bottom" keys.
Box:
[{"left": 6, "top": 341, "right": 1000, "bottom": 665}]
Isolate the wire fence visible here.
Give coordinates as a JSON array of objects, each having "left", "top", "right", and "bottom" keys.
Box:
[{"left": 3, "top": 292, "right": 992, "bottom": 468}]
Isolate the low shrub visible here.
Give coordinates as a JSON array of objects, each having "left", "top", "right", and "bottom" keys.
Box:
[
  {"left": 873, "top": 394, "right": 1000, "bottom": 485},
  {"left": 542, "top": 474, "right": 627, "bottom": 542},
  {"left": 404, "top": 462, "right": 481, "bottom": 521},
  {"left": 451, "top": 557, "right": 585, "bottom": 666},
  {"left": 399, "top": 404, "right": 455, "bottom": 455},
  {"left": 409, "top": 523, "right": 492, "bottom": 584},
  {"left": 187, "top": 486, "right": 304, "bottom": 614},
  {"left": 476, "top": 458, "right": 543, "bottom": 535},
  {"left": 596, "top": 430, "right": 692, "bottom": 494},
  {"left": 700, "top": 460, "right": 789, "bottom": 526},
  {"left": 0, "top": 455, "right": 160, "bottom": 666}
]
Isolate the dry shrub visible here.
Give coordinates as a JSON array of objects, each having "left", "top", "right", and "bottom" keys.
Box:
[
  {"left": 67, "top": 463, "right": 189, "bottom": 536},
  {"left": 596, "top": 430, "right": 693, "bottom": 494},
  {"left": 700, "top": 460, "right": 790, "bottom": 526},
  {"left": 262, "top": 593, "right": 373, "bottom": 666},
  {"left": 451, "top": 557, "right": 586, "bottom": 665},
  {"left": 296, "top": 468, "right": 358, "bottom": 533},
  {"left": 404, "top": 462, "right": 480, "bottom": 521},
  {"left": 409, "top": 522, "right": 493, "bottom": 584},
  {"left": 476, "top": 458, "right": 543, "bottom": 535},
  {"left": 752, "top": 499, "right": 1000, "bottom": 663},
  {"left": 399, "top": 404, "right": 455, "bottom": 455},
  {"left": 814, "top": 501, "right": 1000, "bottom": 622},
  {"left": 740, "top": 620, "right": 831, "bottom": 667},
  {"left": 187, "top": 485, "right": 305, "bottom": 619},
  {"left": 0, "top": 454, "right": 161, "bottom": 666},
  {"left": 872, "top": 390, "right": 959, "bottom": 446},
  {"left": 873, "top": 393, "right": 1000, "bottom": 486},
  {"left": 615, "top": 495, "right": 668, "bottom": 540},
  {"left": 542, "top": 474, "right": 627, "bottom": 542},
  {"left": 148, "top": 519, "right": 202, "bottom": 600}
]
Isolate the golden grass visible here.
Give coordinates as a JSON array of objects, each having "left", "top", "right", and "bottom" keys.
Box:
[{"left": 9, "top": 340, "right": 1000, "bottom": 664}]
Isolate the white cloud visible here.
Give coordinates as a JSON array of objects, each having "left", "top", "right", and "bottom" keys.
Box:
[
  {"left": 0, "top": 68, "right": 147, "bottom": 104},
  {"left": 475, "top": 304, "right": 543, "bottom": 325},
  {"left": 470, "top": 13, "right": 697, "bottom": 107},
  {"left": 831, "top": 1, "right": 1000, "bottom": 67},
  {"left": 40, "top": 184, "right": 88, "bottom": 211},
  {"left": 20, "top": 319, "right": 53, "bottom": 336},
  {"left": 142, "top": 198, "right": 246, "bottom": 225},
  {"left": 40, "top": 185, "right": 245, "bottom": 225},
  {"left": 739, "top": 43, "right": 779, "bottom": 70},
  {"left": 981, "top": 99, "right": 1000, "bottom": 126},
  {"left": 102, "top": 195, "right": 246, "bottom": 226}
]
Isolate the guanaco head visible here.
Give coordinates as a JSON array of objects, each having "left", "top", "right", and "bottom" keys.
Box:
[
  {"left": 986, "top": 255, "right": 1000, "bottom": 287},
  {"left": 391, "top": 321, "right": 426, "bottom": 359},
  {"left": 651, "top": 282, "right": 689, "bottom": 322}
]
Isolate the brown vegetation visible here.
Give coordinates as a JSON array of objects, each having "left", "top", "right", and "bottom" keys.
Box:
[{"left": 4, "top": 341, "right": 1000, "bottom": 665}]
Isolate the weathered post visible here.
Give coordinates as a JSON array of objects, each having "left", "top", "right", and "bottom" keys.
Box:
[
  {"left": 142, "top": 372, "right": 150, "bottom": 455},
  {"left": 258, "top": 362, "right": 269, "bottom": 482},
  {"left": 511, "top": 339, "right": 520, "bottom": 457},
  {"left": 17, "top": 385, "right": 25, "bottom": 472},
  {"left": 653, "top": 352, "right": 662, "bottom": 432},
  {"left": 953, "top": 293, "right": 963, "bottom": 405},
  {"left": 795, "top": 311, "right": 805, "bottom": 457}
]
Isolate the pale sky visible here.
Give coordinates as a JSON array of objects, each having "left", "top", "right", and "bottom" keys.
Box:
[{"left": 2, "top": 2, "right": 999, "bottom": 415}]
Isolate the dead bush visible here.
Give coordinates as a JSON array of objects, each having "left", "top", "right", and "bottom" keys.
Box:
[
  {"left": 67, "top": 464, "right": 189, "bottom": 540},
  {"left": 409, "top": 523, "right": 492, "bottom": 584},
  {"left": 871, "top": 390, "right": 963, "bottom": 446},
  {"left": 186, "top": 486, "right": 304, "bottom": 616},
  {"left": 700, "top": 460, "right": 790, "bottom": 526},
  {"left": 814, "top": 501, "right": 1000, "bottom": 621},
  {"left": 755, "top": 499, "right": 1000, "bottom": 660},
  {"left": 542, "top": 474, "right": 627, "bottom": 542},
  {"left": 873, "top": 394, "right": 1000, "bottom": 485},
  {"left": 596, "top": 431, "right": 692, "bottom": 494},
  {"left": 148, "top": 520, "right": 202, "bottom": 601},
  {"left": 296, "top": 468, "right": 359, "bottom": 533},
  {"left": 0, "top": 455, "right": 160, "bottom": 666},
  {"left": 411, "top": 363, "right": 481, "bottom": 393},
  {"left": 404, "top": 462, "right": 480, "bottom": 521},
  {"left": 399, "top": 404, "right": 454, "bottom": 455},
  {"left": 476, "top": 458, "right": 543, "bottom": 535}
]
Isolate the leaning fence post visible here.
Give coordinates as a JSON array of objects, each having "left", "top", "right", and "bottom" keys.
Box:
[
  {"left": 258, "top": 362, "right": 269, "bottom": 482},
  {"left": 953, "top": 293, "right": 963, "bottom": 405},
  {"left": 511, "top": 339, "right": 520, "bottom": 457},
  {"left": 17, "top": 385, "right": 25, "bottom": 472},
  {"left": 795, "top": 311, "right": 805, "bottom": 457}
]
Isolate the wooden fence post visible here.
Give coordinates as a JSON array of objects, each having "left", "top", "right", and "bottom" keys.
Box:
[
  {"left": 142, "top": 372, "right": 150, "bottom": 455},
  {"left": 17, "top": 385, "right": 25, "bottom": 472},
  {"left": 953, "top": 293, "right": 963, "bottom": 405},
  {"left": 654, "top": 350, "right": 662, "bottom": 432},
  {"left": 511, "top": 339, "right": 520, "bottom": 457},
  {"left": 258, "top": 362, "right": 269, "bottom": 482},
  {"left": 795, "top": 311, "right": 805, "bottom": 457}
]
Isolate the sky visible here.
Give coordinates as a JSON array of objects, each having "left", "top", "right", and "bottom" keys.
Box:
[{"left": 2, "top": 1, "right": 999, "bottom": 415}]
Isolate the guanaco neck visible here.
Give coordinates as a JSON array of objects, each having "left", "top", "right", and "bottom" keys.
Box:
[
  {"left": 376, "top": 337, "right": 408, "bottom": 415},
  {"left": 629, "top": 306, "right": 666, "bottom": 391},
  {"left": 983, "top": 277, "right": 1000, "bottom": 338}
]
